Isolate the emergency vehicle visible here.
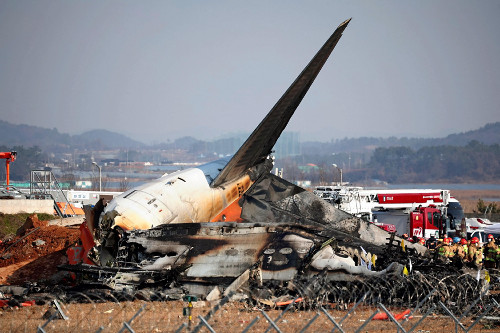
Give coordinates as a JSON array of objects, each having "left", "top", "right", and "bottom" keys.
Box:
[{"left": 314, "top": 186, "right": 465, "bottom": 237}]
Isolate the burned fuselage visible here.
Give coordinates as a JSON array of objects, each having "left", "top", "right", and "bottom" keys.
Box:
[
  {"left": 75, "top": 173, "right": 425, "bottom": 293},
  {"left": 77, "top": 220, "right": 401, "bottom": 292},
  {"left": 77, "top": 19, "right": 429, "bottom": 295},
  {"left": 90, "top": 18, "right": 352, "bottom": 266},
  {"left": 91, "top": 158, "right": 257, "bottom": 265}
]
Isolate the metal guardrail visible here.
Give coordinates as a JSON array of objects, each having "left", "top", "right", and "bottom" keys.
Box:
[{"left": 29, "top": 170, "right": 76, "bottom": 216}]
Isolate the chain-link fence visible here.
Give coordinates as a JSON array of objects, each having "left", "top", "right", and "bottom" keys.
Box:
[{"left": 1, "top": 274, "right": 500, "bottom": 332}]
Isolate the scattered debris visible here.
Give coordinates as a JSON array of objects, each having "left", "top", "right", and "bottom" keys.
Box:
[{"left": 33, "top": 239, "right": 46, "bottom": 247}]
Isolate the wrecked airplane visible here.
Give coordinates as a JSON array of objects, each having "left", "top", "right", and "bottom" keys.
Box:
[{"left": 66, "top": 18, "right": 427, "bottom": 296}]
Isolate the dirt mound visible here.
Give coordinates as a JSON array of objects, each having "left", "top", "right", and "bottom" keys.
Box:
[
  {"left": 15, "top": 214, "right": 49, "bottom": 236},
  {"left": 0, "top": 214, "right": 80, "bottom": 285}
]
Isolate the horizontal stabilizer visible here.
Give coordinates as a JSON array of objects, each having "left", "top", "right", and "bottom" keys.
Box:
[{"left": 212, "top": 18, "right": 351, "bottom": 187}]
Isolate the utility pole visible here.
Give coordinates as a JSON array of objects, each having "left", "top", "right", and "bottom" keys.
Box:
[
  {"left": 332, "top": 163, "right": 342, "bottom": 185},
  {"left": 92, "top": 162, "right": 102, "bottom": 192}
]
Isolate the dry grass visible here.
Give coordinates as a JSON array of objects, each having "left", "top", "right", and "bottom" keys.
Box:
[{"left": 450, "top": 189, "right": 500, "bottom": 214}]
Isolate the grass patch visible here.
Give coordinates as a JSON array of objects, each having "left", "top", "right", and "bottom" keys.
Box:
[{"left": 0, "top": 213, "right": 56, "bottom": 239}]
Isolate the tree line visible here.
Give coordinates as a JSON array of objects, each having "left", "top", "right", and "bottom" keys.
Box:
[
  {"left": 1, "top": 141, "right": 499, "bottom": 185},
  {"left": 0, "top": 145, "right": 46, "bottom": 182},
  {"left": 367, "top": 141, "right": 500, "bottom": 183}
]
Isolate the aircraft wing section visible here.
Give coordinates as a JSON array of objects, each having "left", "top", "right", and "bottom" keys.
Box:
[{"left": 212, "top": 18, "right": 351, "bottom": 188}]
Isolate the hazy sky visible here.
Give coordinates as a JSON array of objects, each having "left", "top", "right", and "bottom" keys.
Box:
[{"left": 1, "top": 1, "right": 499, "bottom": 144}]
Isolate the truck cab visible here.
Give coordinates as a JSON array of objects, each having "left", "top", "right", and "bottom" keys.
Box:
[{"left": 409, "top": 206, "right": 454, "bottom": 239}]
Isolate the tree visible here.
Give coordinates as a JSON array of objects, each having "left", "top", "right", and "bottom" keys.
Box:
[
  {"left": 119, "top": 178, "right": 130, "bottom": 192},
  {"left": 476, "top": 199, "right": 487, "bottom": 214},
  {"left": 0, "top": 145, "right": 46, "bottom": 181},
  {"left": 475, "top": 199, "right": 498, "bottom": 214}
]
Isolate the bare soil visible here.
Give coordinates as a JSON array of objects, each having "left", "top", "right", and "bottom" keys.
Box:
[
  {"left": 0, "top": 214, "right": 79, "bottom": 285},
  {"left": 0, "top": 300, "right": 498, "bottom": 332}
]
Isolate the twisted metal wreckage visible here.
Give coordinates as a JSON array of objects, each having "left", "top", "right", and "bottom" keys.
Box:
[{"left": 58, "top": 19, "right": 490, "bottom": 304}]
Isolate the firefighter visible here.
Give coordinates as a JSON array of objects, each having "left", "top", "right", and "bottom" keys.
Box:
[
  {"left": 426, "top": 235, "right": 437, "bottom": 250},
  {"left": 433, "top": 238, "right": 444, "bottom": 260},
  {"left": 438, "top": 237, "right": 454, "bottom": 259},
  {"left": 487, "top": 234, "right": 495, "bottom": 243},
  {"left": 483, "top": 234, "right": 497, "bottom": 269},
  {"left": 418, "top": 238, "right": 426, "bottom": 246},
  {"left": 467, "top": 237, "right": 482, "bottom": 268},
  {"left": 495, "top": 237, "right": 500, "bottom": 268},
  {"left": 445, "top": 237, "right": 455, "bottom": 258},
  {"left": 456, "top": 238, "right": 468, "bottom": 260},
  {"left": 450, "top": 237, "right": 460, "bottom": 257}
]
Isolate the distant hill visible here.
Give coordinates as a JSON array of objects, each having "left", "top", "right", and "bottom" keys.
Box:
[
  {"left": 72, "top": 129, "right": 145, "bottom": 150},
  {"left": 0, "top": 121, "right": 144, "bottom": 152},
  {"left": 301, "top": 122, "right": 500, "bottom": 154},
  {"left": 0, "top": 120, "right": 498, "bottom": 155},
  {"left": 437, "top": 122, "right": 500, "bottom": 146},
  {"left": 0, "top": 121, "right": 72, "bottom": 152}
]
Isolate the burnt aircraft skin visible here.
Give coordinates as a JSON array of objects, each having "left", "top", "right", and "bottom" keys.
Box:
[
  {"left": 239, "top": 173, "right": 425, "bottom": 254},
  {"left": 105, "top": 221, "right": 399, "bottom": 289},
  {"left": 70, "top": 172, "right": 424, "bottom": 291},
  {"left": 92, "top": 18, "right": 352, "bottom": 265}
]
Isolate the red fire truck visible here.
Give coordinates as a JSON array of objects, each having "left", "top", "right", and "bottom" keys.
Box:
[
  {"left": 314, "top": 186, "right": 464, "bottom": 238},
  {"left": 409, "top": 205, "right": 451, "bottom": 239}
]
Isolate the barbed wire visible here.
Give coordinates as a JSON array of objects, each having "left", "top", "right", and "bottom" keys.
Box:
[{"left": 1, "top": 272, "right": 499, "bottom": 332}]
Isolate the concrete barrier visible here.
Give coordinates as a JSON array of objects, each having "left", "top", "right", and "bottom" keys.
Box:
[
  {"left": 0, "top": 199, "right": 54, "bottom": 214},
  {"left": 48, "top": 216, "right": 85, "bottom": 227}
]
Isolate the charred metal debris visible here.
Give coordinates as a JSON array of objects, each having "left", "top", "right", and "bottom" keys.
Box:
[
  {"left": 55, "top": 174, "right": 498, "bottom": 312},
  {"left": 61, "top": 175, "right": 426, "bottom": 291}
]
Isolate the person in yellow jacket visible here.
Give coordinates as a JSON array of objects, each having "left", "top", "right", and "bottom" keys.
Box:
[
  {"left": 484, "top": 234, "right": 497, "bottom": 269},
  {"left": 455, "top": 238, "right": 468, "bottom": 260},
  {"left": 437, "top": 237, "right": 454, "bottom": 260},
  {"left": 451, "top": 237, "right": 461, "bottom": 256},
  {"left": 445, "top": 237, "right": 455, "bottom": 258},
  {"left": 496, "top": 238, "right": 500, "bottom": 269},
  {"left": 467, "top": 237, "right": 482, "bottom": 268}
]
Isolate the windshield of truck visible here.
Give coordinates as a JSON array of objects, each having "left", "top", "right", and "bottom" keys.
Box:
[
  {"left": 433, "top": 212, "right": 441, "bottom": 228},
  {"left": 468, "top": 230, "right": 485, "bottom": 243},
  {"left": 447, "top": 201, "right": 465, "bottom": 227}
]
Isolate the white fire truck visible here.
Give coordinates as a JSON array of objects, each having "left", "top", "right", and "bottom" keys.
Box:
[{"left": 314, "top": 186, "right": 465, "bottom": 238}]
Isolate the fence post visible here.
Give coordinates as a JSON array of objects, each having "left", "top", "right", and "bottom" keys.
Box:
[
  {"left": 377, "top": 303, "right": 407, "bottom": 333},
  {"left": 191, "top": 291, "right": 234, "bottom": 333},
  {"left": 197, "top": 315, "right": 217, "bottom": 333},
  {"left": 117, "top": 304, "right": 146, "bottom": 333},
  {"left": 320, "top": 307, "right": 345, "bottom": 333},
  {"left": 438, "top": 301, "right": 466, "bottom": 333},
  {"left": 37, "top": 300, "right": 69, "bottom": 333},
  {"left": 262, "top": 296, "right": 301, "bottom": 333},
  {"left": 241, "top": 316, "right": 260, "bottom": 333},
  {"left": 298, "top": 312, "right": 320, "bottom": 333},
  {"left": 260, "top": 309, "right": 283, "bottom": 333}
]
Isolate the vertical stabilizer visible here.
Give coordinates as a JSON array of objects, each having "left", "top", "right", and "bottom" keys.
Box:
[{"left": 212, "top": 19, "right": 351, "bottom": 187}]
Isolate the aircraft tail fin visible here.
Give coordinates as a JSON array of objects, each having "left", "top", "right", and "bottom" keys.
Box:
[{"left": 212, "top": 18, "right": 351, "bottom": 187}]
